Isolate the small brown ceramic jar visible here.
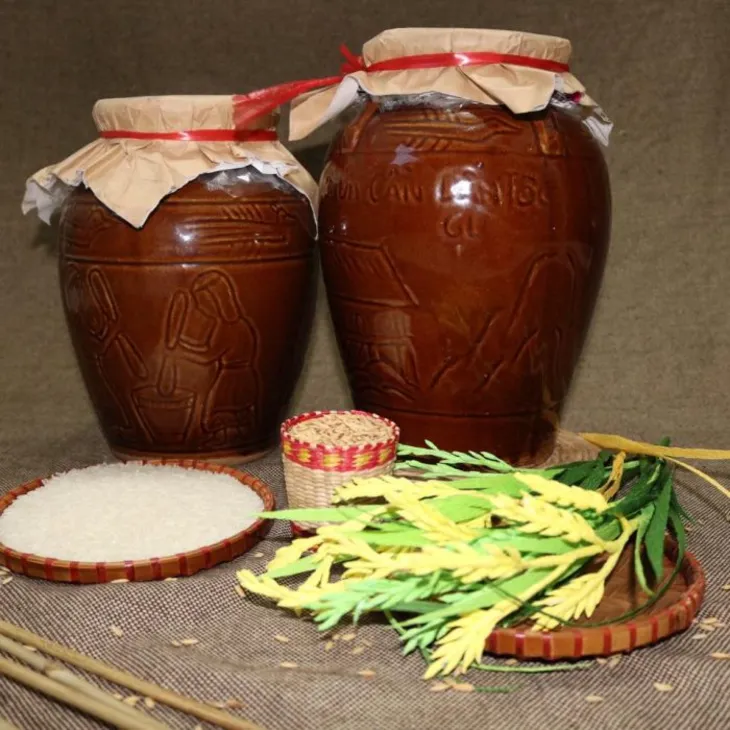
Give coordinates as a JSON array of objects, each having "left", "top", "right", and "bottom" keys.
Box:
[
  {"left": 59, "top": 173, "right": 315, "bottom": 461},
  {"left": 25, "top": 96, "right": 318, "bottom": 462}
]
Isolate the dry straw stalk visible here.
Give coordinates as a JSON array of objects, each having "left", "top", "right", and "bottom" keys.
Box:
[
  {"left": 0, "top": 620, "right": 262, "bottom": 730},
  {"left": 0, "top": 634, "right": 166, "bottom": 729},
  {"left": 0, "top": 655, "right": 160, "bottom": 730}
]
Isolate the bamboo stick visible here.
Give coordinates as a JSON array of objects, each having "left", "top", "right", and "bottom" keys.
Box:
[
  {"left": 0, "top": 656, "right": 159, "bottom": 730},
  {"left": 0, "top": 620, "right": 262, "bottom": 730},
  {"left": 0, "top": 635, "right": 168, "bottom": 730}
]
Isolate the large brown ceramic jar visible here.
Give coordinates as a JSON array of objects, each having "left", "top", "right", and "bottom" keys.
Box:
[
  {"left": 25, "top": 96, "right": 318, "bottom": 461},
  {"left": 305, "top": 30, "right": 612, "bottom": 465}
]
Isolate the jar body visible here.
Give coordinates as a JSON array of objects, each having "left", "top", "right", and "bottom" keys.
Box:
[
  {"left": 59, "top": 173, "right": 315, "bottom": 461},
  {"left": 318, "top": 100, "right": 611, "bottom": 465}
]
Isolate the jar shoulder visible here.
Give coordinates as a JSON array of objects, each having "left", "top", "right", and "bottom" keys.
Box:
[
  {"left": 59, "top": 175, "right": 314, "bottom": 262},
  {"left": 329, "top": 100, "right": 604, "bottom": 160}
]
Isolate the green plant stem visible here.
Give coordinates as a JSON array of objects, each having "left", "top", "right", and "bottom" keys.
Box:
[{"left": 474, "top": 661, "right": 591, "bottom": 673}]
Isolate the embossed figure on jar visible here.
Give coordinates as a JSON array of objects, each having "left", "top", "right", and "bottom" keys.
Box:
[
  {"left": 62, "top": 264, "right": 148, "bottom": 440},
  {"left": 25, "top": 96, "right": 318, "bottom": 462},
  {"left": 290, "top": 28, "right": 613, "bottom": 465},
  {"left": 147, "top": 270, "right": 261, "bottom": 449}
]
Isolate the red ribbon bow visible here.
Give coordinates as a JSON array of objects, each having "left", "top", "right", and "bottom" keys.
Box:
[{"left": 339, "top": 44, "right": 366, "bottom": 74}]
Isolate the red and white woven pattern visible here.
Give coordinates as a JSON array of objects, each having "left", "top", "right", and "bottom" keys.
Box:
[
  {"left": 280, "top": 410, "right": 399, "bottom": 530},
  {"left": 281, "top": 410, "right": 399, "bottom": 471}
]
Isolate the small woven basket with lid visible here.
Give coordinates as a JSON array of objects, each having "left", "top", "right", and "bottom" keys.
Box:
[{"left": 281, "top": 410, "right": 400, "bottom": 532}]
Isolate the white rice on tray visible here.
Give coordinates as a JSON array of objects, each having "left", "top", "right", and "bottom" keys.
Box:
[{"left": 0, "top": 463, "right": 264, "bottom": 562}]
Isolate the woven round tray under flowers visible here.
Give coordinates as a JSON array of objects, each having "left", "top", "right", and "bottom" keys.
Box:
[
  {"left": 281, "top": 410, "right": 399, "bottom": 532},
  {"left": 0, "top": 460, "right": 274, "bottom": 584},
  {"left": 484, "top": 539, "right": 705, "bottom": 660}
]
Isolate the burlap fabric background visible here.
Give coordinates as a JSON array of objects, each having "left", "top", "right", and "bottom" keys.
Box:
[{"left": 1, "top": 1, "right": 728, "bottom": 728}]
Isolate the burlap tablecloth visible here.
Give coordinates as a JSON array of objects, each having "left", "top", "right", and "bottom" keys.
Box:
[{"left": 1, "top": 441, "right": 728, "bottom": 730}]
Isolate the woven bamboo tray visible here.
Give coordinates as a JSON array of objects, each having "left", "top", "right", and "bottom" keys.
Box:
[
  {"left": 484, "top": 540, "right": 705, "bottom": 660},
  {"left": 0, "top": 460, "right": 275, "bottom": 584}
]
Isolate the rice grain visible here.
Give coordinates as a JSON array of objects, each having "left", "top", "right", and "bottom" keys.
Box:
[
  {"left": 0, "top": 463, "right": 264, "bottom": 562},
  {"left": 429, "top": 682, "right": 450, "bottom": 692},
  {"left": 290, "top": 413, "right": 391, "bottom": 447}
]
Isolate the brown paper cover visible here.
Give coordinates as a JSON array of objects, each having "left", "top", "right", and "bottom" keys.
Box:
[
  {"left": 290, "top": 28, "right": 607, "bottom": 142},
  {"left": 23, "top": 95, "right": 318, "bottom": 228}
]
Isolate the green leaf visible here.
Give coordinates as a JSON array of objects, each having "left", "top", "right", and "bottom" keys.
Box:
[
  {"left": 437, "top": 474, "right": 528, "bottom": 496},
  {"left": 633, "top": 503, "right": 655, "bottom": 595},
  {"left": 267, "top": 554, "right": 321, "bottom": 579},
  {"left": 669, "top": 486, "right": 694, "bottom": 524},
  {"left": 556, "top": 461, "right": 597, "bottom": 486},
  {"left": 582, "top": 461, "right": 608, "bottom": 491},
  {"left": 608, "top": 461, "right": 662, "bottom": 518},
  {"left": 429, "top": 494, "right": 490, "bottom": 520},
  {"left": 476, "top": 531, "right": 578, "bottom": 555},
  {"left": 668, "top": 506, "right": 687, "bottom": 567},
  {"left": 498, "top": 556, "right": 595, "bottom": 627},
  {"left": 352, "top": 530, "right": 432, "bottom": 547},
  {"left": 397, "top": 442, "right": 515, "bottom": 473},
  {"left": 401, "top": 569, "right": 555, "bottom": 626},
  {"left": 644, "top": 467, "right": 673, "bottom": 581},
  {"left": 257, "top": 506, "right": 383, "bottom": 522},
  {"left": 475, "top": 661, "right": 591, "bottom": 674},
  {"left": 595, "top": 518, "right": 624, "bottom": 543},
  {"left": 387, "top": 600, "right": 444, "bottom": 614}
]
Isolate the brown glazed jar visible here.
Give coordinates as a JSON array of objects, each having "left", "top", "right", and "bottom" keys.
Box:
[
  {"left": 302, "top": 29, "right": 611, "bottom": 465},
  {"left": 25, "top": 96, "right": 318, "bottom": 461}
]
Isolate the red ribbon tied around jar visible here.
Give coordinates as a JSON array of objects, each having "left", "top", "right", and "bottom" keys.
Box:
[
  {"left": 99, "top": 128, "right": 279, "bottom": 142},
  {"left": 98, "top": 46, "right": 572, "bottom": 139},
  {"left": 231, "top": 44, "right": 573, "bottom": 128}
]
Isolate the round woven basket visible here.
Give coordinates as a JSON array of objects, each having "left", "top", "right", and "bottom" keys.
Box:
[
  {"left": 0, "top": 460, "right": 275, "bottom": 583},
  {"left": 484, "top": 539, "right": 705, "bottom": 659},
  {"left": 281, "top": 410, "right": 400, "bottom": 531}
]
